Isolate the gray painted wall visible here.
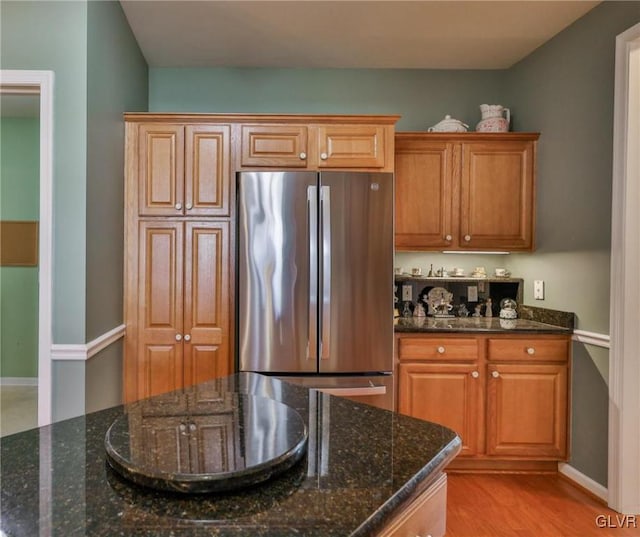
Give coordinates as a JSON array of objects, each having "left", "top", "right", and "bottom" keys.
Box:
[
  {"left": 86, "top": 0, "right": 148, "bottom": 341},
  {"left": 505, "top": 1, "right": 640, "bottom": 485},
  {"left": 149, "top": 67, "right": 507, "bottom": 131}
]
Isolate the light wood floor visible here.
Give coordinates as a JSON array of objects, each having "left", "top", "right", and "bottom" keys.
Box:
[
  {"left": 0, "top": 385, "right": 37, "bottom": 437},
  {"left": 446, "top": 473, "right": 640, "bottom": 537}
]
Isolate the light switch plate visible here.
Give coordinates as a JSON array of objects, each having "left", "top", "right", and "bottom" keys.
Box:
[
  {"left": 402, "top": 285, "right": 413, "bottom": 301},
  {"left": 534, "top": 280, "right": 545, "bottom": 300},
  {"left": 468, "top": 286, "right": 478, "bottom": 302}
]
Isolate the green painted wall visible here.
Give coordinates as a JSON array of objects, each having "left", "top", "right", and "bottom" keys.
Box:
[
  {"left": 149, "top": 67, "right": 507, "bottom": 130},
  {"left": 504, "top": 1, "right": 640, "bottom": 486},
  {"left": 1, "top": 0, "right": 88, "bottom": 344},
  {"left": 0, "top": 117, "right": 39, "bottom": 378}
]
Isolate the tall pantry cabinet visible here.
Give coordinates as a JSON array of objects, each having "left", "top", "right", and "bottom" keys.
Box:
[{"left": 124, "top": 120, "right": 233, "bottom": 403}]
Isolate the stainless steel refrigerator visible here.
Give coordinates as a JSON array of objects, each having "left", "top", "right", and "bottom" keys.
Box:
[{"left": 238, "top": 171, "right": 394, "bottom": 410}]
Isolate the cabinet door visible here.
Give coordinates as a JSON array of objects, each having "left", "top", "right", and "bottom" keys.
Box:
[
  {"left": 317, "top": 125, "right": 386, "bottom": 168},
  {"left": 185, "top": 125, "right": 231, "bottom": 216},
  {"left": 459, "top": 141, "right": 535, "bottom": 250},
  {"left": 138, "top": 124, "right": 185, "bottom": 216},
  {"left": 486, "top": 363, "right": 567, "bottom": 458},
  {"left": 137, "top": 221, "right": 184, "bottom": 399},
  {"left": 398, "top": 362, "right": 480, "bottom": 456},
  {"left": 395, "top": 139, "right": 455, "bottom": 249},
  {"left": 240, "top": 124, "right": 309, "bottom": 167},
  {"left": 183, "top": 222, "right": 231, "bottom": 387},
  {"left": 188, "top": 414, "right": 242, "bottom": 474}
]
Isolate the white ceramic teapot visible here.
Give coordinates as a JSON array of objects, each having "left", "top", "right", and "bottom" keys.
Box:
[
  {"left": 476, "top": 104, "right": 510, "bottom": 132},
  {"left": 428, "top": 115, "right": 469, "bottom": 133}
]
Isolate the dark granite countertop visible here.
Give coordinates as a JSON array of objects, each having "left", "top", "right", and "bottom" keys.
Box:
[
  {"left": 394, "top": 316, "right": 573, "bottom": 334},
  {"left": 0, "top": 373, "right": 461, "bottom": 537}
]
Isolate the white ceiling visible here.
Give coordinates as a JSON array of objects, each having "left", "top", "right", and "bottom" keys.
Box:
[{"left": 120, "top": 0, "right": 600, "bottom": 69}]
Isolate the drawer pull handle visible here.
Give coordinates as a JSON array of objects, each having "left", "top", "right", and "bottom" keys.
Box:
[
  {"left": 492, "top": 371, "right": 500, "bottom": 378},
  {"left": 437, "top": 346, "right": 446, "bottom": 354},
  {"left": 527, "top": 347, "right": 536, "bottom": 355},
  {"left": 471, "top": 371, "right": 479, "bottom": 378}
]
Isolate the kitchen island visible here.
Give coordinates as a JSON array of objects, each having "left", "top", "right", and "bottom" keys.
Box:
[{"left": 0, "top": 373, "right": 461, "bottom": 537}]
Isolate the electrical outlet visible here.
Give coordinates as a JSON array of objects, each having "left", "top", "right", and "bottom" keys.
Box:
[
  {"left": 402, "top": 285, "right": 413, "bottom": 301},
  {"left": 468, "top": 286, "right": 478, "bottom": 302},
  {"left": 534, "top": 280, "right": 545, "bottom": 300}
]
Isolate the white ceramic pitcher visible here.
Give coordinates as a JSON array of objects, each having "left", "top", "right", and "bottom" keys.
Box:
[{"left": 476, "top": 104, "right": 510, "bottom": 132}]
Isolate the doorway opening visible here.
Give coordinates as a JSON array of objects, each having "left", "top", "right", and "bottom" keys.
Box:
[{"left": 0, "top": 70, "right": 54, "bottom": 428}]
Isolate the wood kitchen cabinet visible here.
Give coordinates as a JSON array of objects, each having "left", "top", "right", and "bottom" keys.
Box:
[
  {"left": 134, "top": 220, "right": 231, "bottom": 400},
  {"left": 239, "top": 119, "right": 396, "bottom": 171},
  {"left": 137, "top": 123, "right": 231, "bottom": 217},
  {"left": 396, "top": 333, "right": 570, "bottom": 471},
  {"left": 395, "top": 133, "right": 538, "bottom": 252},
  {"left": 397, "top": 336, "right": 481, "bottom": 457}
]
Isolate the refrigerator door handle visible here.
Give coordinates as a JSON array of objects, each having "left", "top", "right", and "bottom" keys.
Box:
[
  {"left": 308, "top": 185, "right": 318, "bottom": 361},
  {"left": 320, "top": 185, "right": 331, "bottom": 361}
]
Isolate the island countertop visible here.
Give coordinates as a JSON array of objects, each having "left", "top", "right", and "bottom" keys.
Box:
[{"left": 0, "top": 373, "right": 461, "bottom": 537}]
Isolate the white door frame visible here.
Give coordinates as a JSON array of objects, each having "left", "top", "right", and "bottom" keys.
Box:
[
  {"left": 609, "top": 22, "right": 640, "bottom": 514},
  {"left": 0, "top": 70, "right": 54, "bottom": 427}
]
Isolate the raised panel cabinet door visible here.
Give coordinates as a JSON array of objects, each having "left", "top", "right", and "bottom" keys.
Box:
[
  {"left": 240, "top": 124, "right": 309, "bottom": 167},
  {"left": 398, "top": 362, "right": 480, "bottom": 456},
  {"left": 138, "top": 124, "right": 185, "bottom": 216},
  {"left": 459, "top": 140, "right": 535, "bottom": 250},
  {"left": 188, "top": 414, "right": 241, "bottom": 474},
  {"left": 137, "top": 221, "right": 184, "bottom": 399},
  {"left": 317, "top": 125, "right": 386, "bottom": 168},
  {"left": 395, "top": 138, "right": 455, "bottom": 250},
  {"left": 486, "top": 363, "right": 568, "bottom": 458},
  {"left": 139, "top": 417, "right": 191, "bottom": 474},
  {"left": 185, "top": 125, "right": 231, "bottom": 216},
  {"left": 183, "top": 222, "right": 230, "bottom": 387}
]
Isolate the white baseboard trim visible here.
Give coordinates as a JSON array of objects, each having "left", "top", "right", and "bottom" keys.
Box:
[
  {"left": 0, "top": 377, "right": 38, "bottom": 387},
  {"left": 558, "top": 462, "right": 608, "bottom": 503},
  {"left": 51, "top": 324, "right": 126, "bottom": 361},
  {"left": 572, "top": 329, "right": 610, "bottom": 349}
]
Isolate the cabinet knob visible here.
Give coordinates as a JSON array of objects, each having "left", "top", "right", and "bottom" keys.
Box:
[
  {"left": 186, "top": 203, "right": 193, "bottom": 210},
  {"left": 179, "top": 423, "right": 186, "bottom": 432},
  {"left": 299, "top": 152, "right": 307, "bottom": 160},
  {"left": 189, "top": 423, "right": 196, "bottom": 432},
  {"left": 320, "top": 152, "right": 328, "bottom": 160},
  {"left": 464, "top": 234, "right": 471, "bottom": 242},
  {"left": 175, "top": 203, "right": 182, "bottom": 210},
  {"left": 437, "top": 346, "right": 445, "bottom": 354},
  {"left": 175, "top": 334, "right": 182, "bottom": 341},
  {"left": 445, "top": 234, "right": 452, "bottom": 241},
  {"left": 492, "top": 370, "right": 500, "bottom": 378},
  {"left": 527, "top": 347, "right": 535, "bottom": 355},
  {"left": 471, "top": 371, "right": 479, "bottom": 378},
  {"left": 184, "top": 334, "right": 191, "bottom": 342}
]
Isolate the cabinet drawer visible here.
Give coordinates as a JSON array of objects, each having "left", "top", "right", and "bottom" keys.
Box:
[
  {"left": 240, "top": 125, "right": 308, "bottom": 167},
  {"left": 398, "top": 337, "right": 478, "bottom": 361},
  {"left": 488, "top": 338, "right": 569, "bottom": 362}
]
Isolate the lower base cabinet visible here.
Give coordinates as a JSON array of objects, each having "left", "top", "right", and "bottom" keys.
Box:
[
  {"left": 397, "top": 333, "right": 570, "bottom": 470},
  {"left": 379, "top": 472, "right": 447, "bottom": 537}
]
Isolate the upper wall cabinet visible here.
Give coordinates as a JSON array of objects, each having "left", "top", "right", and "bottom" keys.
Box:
[
  {"left": 395, "top": 133, "right": 539, "bottom": 252},
  {"left": 138, "top": 124, "right": 231, "bottom": 217},
  {"left": 238, "top": 118, "right": 397, "bottom": 172}
]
